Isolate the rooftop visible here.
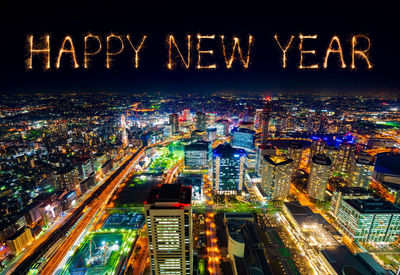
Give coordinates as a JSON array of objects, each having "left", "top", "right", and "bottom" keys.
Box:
[
  {"left": 312, "top": 154, "right": 332, "bottom": 166},
  {"left": 263, "top": 155, "right": 293, "bottom": 166},
  {"left": 320, "top": 246, "right": 373, "bottom": 275},
  {"left": 335, "top": 187, "right": 372, "bottom": 196},
  {"left": 145, "top": 184, "right": 192, "bottom": 205},
  {"left": 344, "top": 198, "right": 400, "bottom": 214}
]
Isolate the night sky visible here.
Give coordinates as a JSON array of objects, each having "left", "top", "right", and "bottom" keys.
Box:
[{"left": 0, "top": 2, "right": 399, "bottom": 95}]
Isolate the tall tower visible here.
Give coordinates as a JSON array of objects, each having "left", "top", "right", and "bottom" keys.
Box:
[
  {"left": 145, "top": 184, "right": 193, "bottom": 275},
  {"left": 261, "top": 97, "right": 272, "bottom": 147},
  {"left": 169, "top": 113, "right": 180, "bottom": 135},
  {"left": 261, "top": 155, "right": 294, "bottom": 201},
  {"left": 256, "top": 97, "right": 275, "bottom": 176},
  {"left": 121, "top": 114, "right": 128, "bottom": 147},
  {"left": 307, "top": 154, "right": 332, "bottom": 201}
]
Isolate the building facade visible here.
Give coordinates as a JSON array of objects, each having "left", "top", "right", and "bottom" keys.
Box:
[
  {"left": 145, "top": 184, "right": 193, "bottom": 275},
  {"left": 260, "top": 155, "right": 294, "bottom": 201},
  {"left": 337, "top": 198, "right": 400, "bottom": 243},
  {"left": 231, "top": 127, "right": 255, "bottom": 151},
  {"left": 307, "top": 154, "right": 332, "bottom": 201},
  {"left": 184, "top": 141, "right": 211, "bottom": 170},
  {"left": 212, "top": 143, "right": 246, "bottom": 194},
  {"left": 330, "top": 187, "right": 372, "bottom": 218}
]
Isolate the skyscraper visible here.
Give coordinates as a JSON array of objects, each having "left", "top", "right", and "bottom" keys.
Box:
[
  {"left": 215, "top": 120, "right": 229, "bottom": 136},
  {"left": 261, "top": 97, "right": 272, "bottom": 148},
  {"left": 287, "top": 142, "right": 303, "bottom": 173},
  {"left": 145, "top": 184, "right": 193, "bottom": 275},
  {"left": 336, "top": 143, "right": 356, "bottom": 173},
  {"left": 121, "top": 114, "right": 128, "bottom": 147},
  {"left": 212, "top": 143, "right": 246, "bottom": 195},
  {"left": 260, "top": 155, "right": 294, "bottom": 200},
  {"left": 256, "top": 97, "right": 275, "bottom": 175},
  {"left": 307, "top": 154, "right": 332, "bottom": 201},
  {"left": 195, "top": 112, "right": 207, "bottom": 132},
  {"left": 169, "top": 113, "right": 179, "bottom": 135},
  {"left": 348, "top": 151, "right": 374, "bottom": 188},
  {"left": 231, "top": 127, "right": 255, "bottom": 151},
  {"left": 308, "top": 138, "right": 325, "bottom": 166},
  {"left": 184, "top": 140, "right": 211, "bottom": 170}
]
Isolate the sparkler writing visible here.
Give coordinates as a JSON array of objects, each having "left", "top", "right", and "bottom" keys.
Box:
[{"left": 26, "top": 33, "right": 373, "bottom": 70}]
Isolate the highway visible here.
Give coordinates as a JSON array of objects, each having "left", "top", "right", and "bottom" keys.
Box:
[
  {"left": 203, "top": 175, "right": 221, "bottom": 275},
  {"left": 40, "top": 138, "right": 182, "bottom": 274},
  {"left": 10, "top": 135, "right": 186, "bottom": 275}
]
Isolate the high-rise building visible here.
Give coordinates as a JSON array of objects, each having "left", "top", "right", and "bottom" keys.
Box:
[
  {"left": 308, "top": 138, "right": 325, "bottom": 166},
  {"left": 78, "top": 159, "right": 94, "bottom": 180},
  {"left": 212, "top": 143, "right": 246, "bottom": 194},
  {"left": 307, "top": 154, "right": 332, "bottom": 201},
  {"left": 261, "top": 97, "right": 272, "bottom": 148},
  {"left": 348, "top": 151, "right": 374, "bottom": 188},
  {"left": 336, "top": 143, "right": 356, "bottom": 173},
  {"left": 287, "top": 142, "right": 303, "bottom": 173},
  {"left": 121, "top": 114, "right": 128, "bottom": 147},
  {"left": 255, "top": 144, "right": 276, "bottom": 176},
  {"left": 184, "top": 140, "right": 211, "bottom": 170},
  {"left": 243, "top": 105, "right": 256, "bottom": 123},
  {"left": 372, "top": 152, "right": 400, "bottom": 205},
  {"left": 323, "top": 144, "right": 338, "bottom": 174},
  {"left": 206, "top": 127, "right": 217, "bottom": 142},
  {"left": 145, "top": 184, "right": 193, "bottom": 275},
  {"left": 206, "top": 112, "right": 216, "bottom": 127},
  {"left": 169, "top": 113, "right": 179, "bottom": 135},
  {"left": 329, "top": 187, "right": 372, "bottom": 218},
  {"left": 260, "top": 155, "right": 294, "bottom": 200},
  {"left": 195, "top": 112, "right": 207, "bottom": 132},
  {"left": 215, "top": 120, "right": 229, "bottom": 136},
  {"left": 182, "top": 109, "right": 191, "bottom": 121},
  {"left": 337, "top": 198, "right": 400, "bottom": 243},
  {"left": 231, "top": 127, "right": 255, "bottom": 151}
]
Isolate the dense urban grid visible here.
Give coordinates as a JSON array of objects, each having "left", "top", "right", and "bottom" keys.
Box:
[{"left": 0, "top": 91, "right": 400, "bottom": 275}]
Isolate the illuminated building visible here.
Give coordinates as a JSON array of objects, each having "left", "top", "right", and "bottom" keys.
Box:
[
  {"left": 6, "top": 227, "right": 33, "bottom": 255},
  {"left": 336, "top": 143, "right": 356, "bottom": 173},
  {"left": 206, "top": 112, "right": 216, "bottom": 127},
  {"left": 206, "top": 127, "right": 217, "bottom": 142},
  {"left": 183, "top": 109, "right": 191, "bottom": 121},
  {"left": 145, "top": 184, "right": 193, "bottom": 275},
  {"left": 336, "top": 198, "right": 400, "bottom": 243},
  {"left": 212, "top": 143, "right": 246, "bottom": 194},
  {"left": 256, "top": 98, "right": 275, "bottom": 176},
  {"left": 121, "top": 114, "right": 128, "bottom": 147},
  {"left": 195, "top": 112, "right": 207, "bottom": 132},
  {"left": 348, "top": 152, "right": 374, "bottom": 188},
  {"left": 78, "top": 158, "right": 94, "bottom": 180},
  {"left": 330, "top": 187, "right": 372, "bottom": 218},
  {"left": 283, "top": 201, "right": 340, "bottom": 249},
  {"left": 372, "top": 152, "right": 400, "bottom": 205},
  {"left": 231, "top": 127, "right": 255, "bottom": 151},
  {"left": 255, "top": 144, "right": 276, "bottom": 176},
  {"left": 55, "top": 167, "right": 80, "bottom": 191},
  {"left": 169, "top": 113, "right": 179, "bottom": 135},
  {"left": 224, "top": 213, "right": 271, "bottom": 275},
  {"left": 287, "top": 142, "right": 303, "bottom": 173},
  {"left": 308, "top": 138, "right": 325, "bottom": 166},
  {"left": 215, "top": 119, "right": 230, "bottom": 136},
  {"left": 320, "top": 246, "right": 383, "bottom": 275},
  {"left": 307, "top": 154, "right": 332, "bottom": 201},
  {"left": 184, "top": 140, "right": 211, "bottom": 170},
  {"left": 260, "top": 155, "right": 294, "bottom": 201},
  {"left": 243, "top": 105, "right": 255, "bottom": 123},
  {"left": 323, "top": 144, "right": 338, "bottom": 174}
]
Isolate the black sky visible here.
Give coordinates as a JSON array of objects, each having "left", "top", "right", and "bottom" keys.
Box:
[{"left": 0, "top": 1, "right": 399, "bottom": 95}]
